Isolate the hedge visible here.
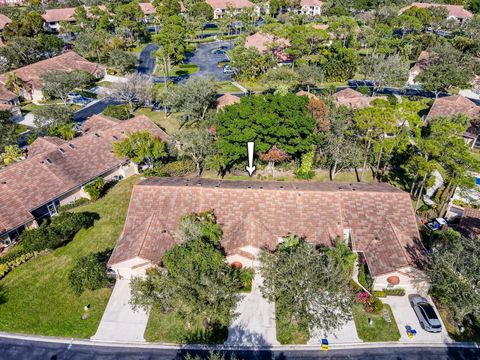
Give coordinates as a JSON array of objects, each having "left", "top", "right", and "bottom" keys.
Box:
[{"left": 0, "top": 251, "right": 42, "bottom": 279}]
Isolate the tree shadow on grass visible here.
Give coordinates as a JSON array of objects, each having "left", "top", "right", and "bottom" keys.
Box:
[
  {"left": 182, "top": 321, "right": 229, "bottom": 344},
  {"left": 0, "top": 284, "right": 6, "bottom": 305}
]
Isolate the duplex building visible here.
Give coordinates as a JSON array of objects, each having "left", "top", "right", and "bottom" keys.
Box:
[
  {"left": 399, "top": 2, "right": 473, "bottom": 23},
  {"left": 0, "top": 115, "right": 169, "bottom": 245},
  {"left": 0, "top": 51, "right": 105, "bottom": 103},
  {"left": 108, "top": 178, "right": 427, "bottom": 293},
  {"left": 206, "top": 0, "right": 260, "bottom": 19},
  {"left": 332, "top": 88, "right": 387, "bottom": 109},
  {"left": 244, "top": 32, "right": 291, "bottom": 63},
  {"left": 426, "top": 95, "right": 480, "bottom": 148}
]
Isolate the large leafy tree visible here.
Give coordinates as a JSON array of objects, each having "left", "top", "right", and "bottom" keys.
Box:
[
  {"left": 216, "top": 93, "right": 315, "bottom": 170},
  {"left": 259, "top": 238, "right": 354, "bottom": 337},
  {"left": 0, "top": 110, "right": 17, "bottom": 153},
  {"left": 113, "top": 131, "right": 167, "bottom": 166},
  {"left": 41, "top": 70, "right": 95, "bottom": 105},
  {"left": 130, "top": 211, "right": 242, "bottom": 332},
  {"left": 163, "top": 77, "right": 217, "bottom": 126},
  {"left": 429, "top": 229, "right": 480, "bottom": 324},
  {"left": 173, "top": 127, "right": 215, "bottom": 176}
]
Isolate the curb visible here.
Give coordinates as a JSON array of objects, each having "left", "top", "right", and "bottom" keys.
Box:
[{"left": 0, "top": 332, "right": 479, "bottom": 351}]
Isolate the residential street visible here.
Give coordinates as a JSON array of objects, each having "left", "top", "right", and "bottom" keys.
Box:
[
  {"left": 0, "top": 337, "right": 479, "bottom": 360},
  {"left": 137, "top": 44, "right": 159, "bottom": 75}
]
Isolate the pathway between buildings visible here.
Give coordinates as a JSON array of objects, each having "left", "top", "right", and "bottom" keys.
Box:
[{"left": 92, "top": 279, "right": 149, "bottom": 343}]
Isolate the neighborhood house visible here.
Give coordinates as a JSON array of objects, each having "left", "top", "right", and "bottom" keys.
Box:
[
  {"left": 332, "top": 88, "right": 386, "bottom": 109},
  {"left": 244, "top": 32, "right": 291, "bottom": 63},
  {"left": 206, "top": 0, "right": 261, "bottom": 19},
  {"left": 0, "top": 51, "right": 105, "bottom": 103},
  {"left": 108, "top": 178, "right": 427, "bottom": 293},
  {"left": 399, "top": 2, "right": 473, "bottom": 22},
  {"left": 0, "top": 115, "right": 169, "bottom": 245}
]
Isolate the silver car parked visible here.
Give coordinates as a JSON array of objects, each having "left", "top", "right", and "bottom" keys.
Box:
[{"left": 410, "top": 295, "right": 442, "bottom": 333}]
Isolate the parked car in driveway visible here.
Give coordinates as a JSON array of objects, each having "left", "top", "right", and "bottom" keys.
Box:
[
  {"left": 223, "top": 65, "right": 236, "bottom": 74},
  {"left": 410, "top": 295, "right": 442, "bottom": 333}
]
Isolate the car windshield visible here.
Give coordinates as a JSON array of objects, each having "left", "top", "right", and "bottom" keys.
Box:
[{"left": 419, "top": 303, "right": 437, "bottom": 319}]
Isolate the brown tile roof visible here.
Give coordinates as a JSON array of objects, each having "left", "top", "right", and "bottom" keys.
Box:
[
  {"left": 296, "top": 90, "right": 318, "bottom": 99},
  {"left": 244, "top": 32, "right": 291, "bottom": 62},
  {"left": 300, "top": 0, "right": 323, "bottom": 7},
  {"left": 0, "top": 115, "right": 169, "bottom": 235},
  {"left": 332, "top": 88, "right": 386, "bottom": 109},
  {"left": 81, "top": 114, "right": 121, "bottom": 134},
  {"left": 42, "top": 7, "right": 76, "bottom": 23},
  {"left": 0, "top": 84, "right": 18, "bottom": 102},
  {"left": 426, "top": 95, "right": 480, "bottom": 121},
  {"left": 206, "top": 0, "right": 255, "bottom": 10},
  {"left": 0, "top": 52, "right": 105, "bottom": 94},
  {"left": 139, "top": 2, "right": 156, "bottom": 15},
  {"left": 399, "top": 3, "right": 473, "bottom": 20},
  {"left": 0, "top": 14, "right": 11, "bottom": 30},
  {"left": 458, "top": 207, "right": 480, "bottom": 239},
  {"left": 0, "top": 103, "right": 13, "bottom": 111},
  {"left": 109, "top": 178, "right": 425, "bottom": 276},
  {"left": 216, "top": 93, "right": 240, "bottom": 109},
  {"left": 409, "top": 51, "right": 430, "bottom": 77},
  {"left": 28, "top": 137, "right": 67, "bottom": 158}
]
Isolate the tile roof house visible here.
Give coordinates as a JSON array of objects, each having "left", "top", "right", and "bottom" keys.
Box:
[
  {"left": 408, "top": 51, "right": 430, "bottom": 85},
  {"left": 0, "top": 115, "right": 169, "bottom": 245},
  {"left": 216, "top": 93, "right": 241, "bottom": 110},
  {"left": 457, "top": 207, "right": 480, "bottom": 239},
  {"left": 332, "top": 88, "right": 386, "bottom": 109},
  {"left": 108, "top": 178, "right": 427, "bottom": 292},
  {"left": 399, "top": 2, "right": 473, "bottom": 22},
  {"left": 42, "top": 5, "right": 108, "bottom": 32},
  {"left": 0, "top": 13, "right": 11, "bottom": 31},
  {"left": 206, "top": 0, "right": 260, "bottom": 19},
  {"left": 0, "top": 51, "right": 105, "bottom": 103},
  {"left": 299, "top": 0, "right": 323, "bottom": 16},
  {"left": 426, "top": 95, "right": 480, "bottom": 148},
  {"left": 244, "top": 32, "right": 291, "bottom": 63}
]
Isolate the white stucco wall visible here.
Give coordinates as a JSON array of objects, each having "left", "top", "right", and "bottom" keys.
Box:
[
  {"left": 373, "top": 266, "right": 429, "bottom": 295},
  {"left": 111, "top": 257, "right": 153, "bottom": 279}
]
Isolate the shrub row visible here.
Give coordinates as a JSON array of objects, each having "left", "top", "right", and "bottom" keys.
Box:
[
  {"left": 0, "top": 251, "right": 42, "bottom": 279},
  {"left": 373, "top": 288, "right": 406, "bottom": 298},
  {"left": 21, "top": 212, "right": 96, "bottom": 252},
  {"left": 144, "top": 159, "right": 196, "bottom": 177},
  {"left": 58, "top": 198, "right": 90, "bottom": 213}
]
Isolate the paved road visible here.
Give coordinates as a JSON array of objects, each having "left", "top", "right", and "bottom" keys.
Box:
[
  {"left": 0, "top": 337, "right": 479, "bottom": 360},
  {"left": 73, "top": 99, "right": 123, "bottom": 122},
  {"left": 137, "top": 43, "right": 159, "bottom": 75},
  {"left": 152, "top": 40, "right": 234, "bottom": 84}
]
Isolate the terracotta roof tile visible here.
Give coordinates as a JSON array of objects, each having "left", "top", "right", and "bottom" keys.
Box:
[
  {"left": 0, "top": 52, "right": 105, "bottom": 93},
  {"left": 426, "top": 95, "right": 480, "bottom": 121},
  {"left": 399, "top": 3, "right": 473, "bottom": 19},
  {"left": 139, "top": 2, "right": 156, "bottom": 15},
  {"left": 0, "top": 14, "right": 11, "bottom": 30},
  {"left": 332, "top": 88, "right": 386, "bottom": 109},
  {"left": 458, "top": 208, "right": 480, "bottom": 239},
  {"left": 216, "top": 93, "right": 240, "bottom": 109},
  {"left": 28, "top": 137, "right": 67, "bottom": 158},
  {"left": 206, "top": 0, "right": 255, "bottom": 10},
  {"left": 244, "top": 32, "right": 291, "bottom": 62},
  {"left": 109, "top": 178, "right": 425, "bottom": 276},
  {"left": 300, "top": 0, "right": 323, "bottom": 7},
  {"left": 0, "top": 115, "right": 169, "bottom": 234}
]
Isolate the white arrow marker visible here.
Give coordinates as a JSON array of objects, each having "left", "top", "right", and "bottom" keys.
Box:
[{"left": 246, "top": 141, "right": 256, "bottom": 176}]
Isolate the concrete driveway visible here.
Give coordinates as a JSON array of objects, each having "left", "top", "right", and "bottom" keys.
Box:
[
  {"left": 92, "top": 279, "right": 149, "bottom": 343},
  {"left": 382, "top": 293, "right": 451, "bottom": 343},
  {"left": 226, "top": 273, "right": 279, "bottom": 346},
  {"left": 309, "top": 318, "right": 361, "bottom": 345}
]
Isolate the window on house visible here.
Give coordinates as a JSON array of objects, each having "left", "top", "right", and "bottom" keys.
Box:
[{"left": 47, "top": 202, "right": 58, "bottom": 216}]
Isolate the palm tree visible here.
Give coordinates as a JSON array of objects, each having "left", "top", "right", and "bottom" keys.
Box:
[{"left": 5, "top": 73, "right": 27, "bottom": 97}]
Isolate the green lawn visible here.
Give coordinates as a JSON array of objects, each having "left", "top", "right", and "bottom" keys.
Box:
[
  {"left": 276, "top": 305, "right": 309, "bottom": 344},
  {"left": 145, "top": 306, "right": 228, "bottom": 344},
  {"left": 352, "top": 303, "right": 400, "bottom": 342},
  {"left": 216, "top": 81, "right": 243, "bottom": 94},
  {"left": 134, "top": 108, "right": 180, "bottom": 135},
  {"left": 155, "top": 63, "right": 199, "bottom": 77},
  {"left": 0, "top": 176, "right": 138, "bottom": 338}
]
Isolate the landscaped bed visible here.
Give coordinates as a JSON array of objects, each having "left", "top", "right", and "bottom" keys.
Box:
[
  {"left": 352, "top": 303, "right": 401, "bottom": 342},
  {"left": 0, "top": 176, "right": 138, "bottom": 338}
]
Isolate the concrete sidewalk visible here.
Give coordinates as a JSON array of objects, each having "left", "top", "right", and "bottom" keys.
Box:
[{"left": 92, "top": 279, "right": 149, "bottom": 342}]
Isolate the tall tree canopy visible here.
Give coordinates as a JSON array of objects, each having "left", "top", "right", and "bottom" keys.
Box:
[{"left": 216, "top": 93, "right": 316, "bottom": 170}]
